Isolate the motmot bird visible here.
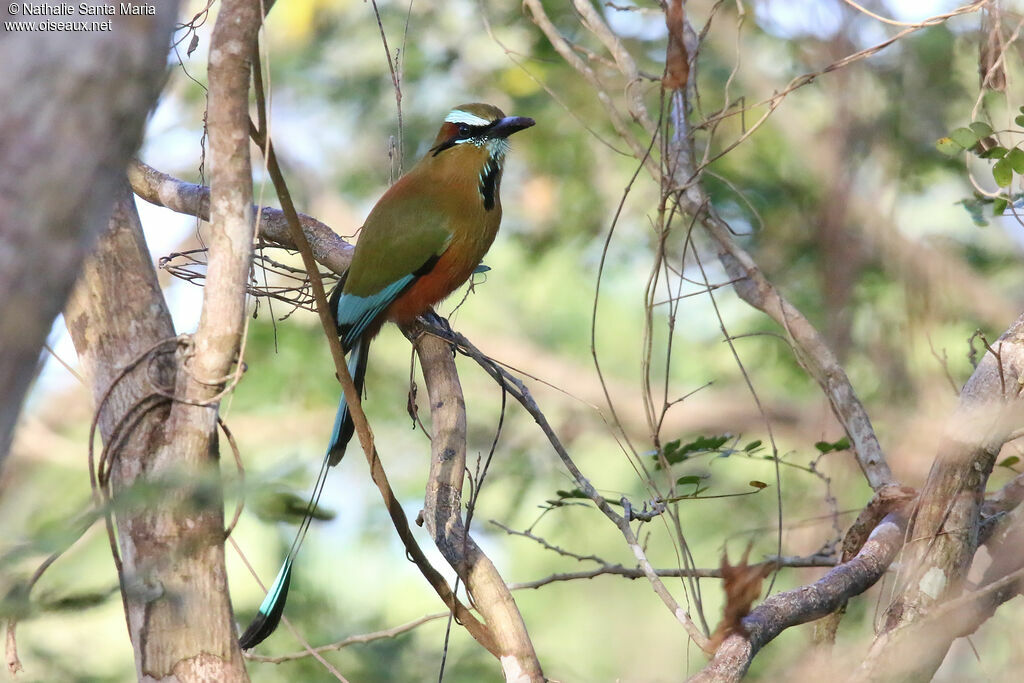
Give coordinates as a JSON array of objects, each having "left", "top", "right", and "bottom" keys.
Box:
[{"left": 239, "top": 103, "right": 534, "bottom": 649}]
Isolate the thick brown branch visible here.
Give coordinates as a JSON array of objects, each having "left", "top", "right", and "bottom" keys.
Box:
[
  {"left": 690, "top": 511, "right": 908, "bottom": 682},
  {"left": 983, "top": 469, "right": 1024, "bottom": 519},
  {"left": 413, "top": 327, "right": 543, "bottom": 682},
  {"left": 127, "top": 159, "right": 353, "bottom": 275},
  {"left": 853, "top": 522, "right": 1024, "bottom": 682},
  {"left": 99, "top": 0, "right": 269, "bottom": 678}
]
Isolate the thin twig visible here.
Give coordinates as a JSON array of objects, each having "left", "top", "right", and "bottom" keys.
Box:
[
  {"left": 418, "top": 320, "right": 714, "bottom": 653},
  {"left": 244, "top": 612, "right": 450, "bottom": 663}
]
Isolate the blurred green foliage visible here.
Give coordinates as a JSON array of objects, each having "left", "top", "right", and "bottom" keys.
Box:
[{"left": 4, "top": 0, "right": 1024, "bottom": 681}]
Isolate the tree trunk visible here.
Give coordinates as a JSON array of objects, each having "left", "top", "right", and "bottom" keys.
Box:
[
  {"left": 0, "top": 0, "right": 180, "bottom": 470},
  {"left": 66, "top": 186, "right": 248, "bottom": 681}
]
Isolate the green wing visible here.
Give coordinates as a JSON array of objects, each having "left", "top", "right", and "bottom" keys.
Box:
[{"left": 342, "top": 191, "right": 453, "bottom": 298}]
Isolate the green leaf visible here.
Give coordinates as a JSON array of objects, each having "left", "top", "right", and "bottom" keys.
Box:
[
  {"left": 1015, "top": 114, "right": 1024, "bottom": 127},
  {"left": 950, "top": 127, "right": 979, "bottom": 149},
  {"left": 970, "top": 121, "right": 994, "bottom": 138},
  {"left": 749, "top": 480, "right": 768, "bottom": 489},
  {"left": 676, "top": 474, "right": 706, "bottom": 487},
  {"left": 993, "top": 158, "right": 1013, "bottom": 187},
  {"left": 993, "top": 197, "right": 1008, "bottom": 216},
  {"left": 657, "top": 434, "right": 730, "bottom": 467},
  {"left": 1007, "top": 148, "right": 1024, "bottom": 174},
  {"left": 545, "top": 487, "right": 603, "bottom": 508},
  {"left": 743, "top": 440, "right": 763, "bottom": 452},
  {"left": 814, "top": 436, "right": 851, "bottom": 454},
  {"left": 935, "top": 137, "right": 961, "bottom": 155},
  {"left": 681, "top": 434, "right": 729, "bottom": 452},
  {"left": 252, "top": 490, "right": 336, "bottom": 523},
  {"left": 980, "top": 146, "right": 1008, "bottom": 159},
  {"left": 999, "top": 455, "right": 1020, "bottom": 468}
]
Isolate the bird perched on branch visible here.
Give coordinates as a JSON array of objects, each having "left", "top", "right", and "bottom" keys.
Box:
[{"left": 239, "top": 103, "right": 534, "bottom": 649}]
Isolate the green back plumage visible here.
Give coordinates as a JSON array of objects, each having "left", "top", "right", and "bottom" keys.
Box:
[{"left": 342, "top": 190, "right": 453, "bottom": 297}]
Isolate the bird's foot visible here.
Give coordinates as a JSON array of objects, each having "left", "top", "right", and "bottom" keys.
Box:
[
  {"left": 420, "top": 309, "right": 455, "bottom": 340},
  {"left": 418, "top": 310, "right": 458, "bottom": 357}
]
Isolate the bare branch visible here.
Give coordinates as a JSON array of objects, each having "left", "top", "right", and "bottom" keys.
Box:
[
  {"left": 690, "top": 511, "right": 909, "bottom": 682},
  {"left": 529, "top": 0, "right": 896, "bottom": 494},
  {"left": 244, "top": 612, "right": 448, "bottom": 664},
  {"left": 522, "top": 0, "right": 659, "bottom": 179},
  {"left": 419, "top": 322, "right": 713, "bottom": 653},
  {"left": 412, "top": 325, "right": 544, "bottom": 682},
  {"left": 570, "top": 0, "right": 656, "bottom": 133},
  {"left": 983, "top": 469, "right": 1024, "bottom": 519},
  {"left": 127, "top": 159, "right": 353, "bottom": 275},
  {"left": 689, "top": 1, "right": 989, "bottom": 169},
  {"left": 854, "top": 515, "right": 1024, "bottom": 681},
  {"left": 66, "top": 183, "right": 246, "bottom": 679},
  {"left": 671, "top": 120, "right": 894, "bottom": 493},
  {"left": 490, "top": 520, "right": 607, "bottom": 564},
  {"left": 506, "top": 556, "right": 837, "bottom": 592}
]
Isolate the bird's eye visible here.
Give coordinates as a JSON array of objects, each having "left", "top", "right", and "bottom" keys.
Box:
[{"left": 457, "top": 124, "right": 471, "bottom": 137}]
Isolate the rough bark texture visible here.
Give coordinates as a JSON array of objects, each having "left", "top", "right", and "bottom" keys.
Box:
[
  {"left": 857, "top": 313, "right": 1024, "bottom": 681},
  {"left": 415, "top": 332, "right": 544, "bottom": 682},
  {"left": 127, "top": 159, "right": 353, "bottom": 274},
  {"left": 0, "top": 0, "right": 180, "bottom": 471},
  {"left": 66, "top": 186, "right": 247, "bottom": 681}
]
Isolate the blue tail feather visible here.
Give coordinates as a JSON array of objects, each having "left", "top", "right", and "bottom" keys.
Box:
[
  {"left": 328, "top": 338, "right": 368, "bottom": 466},
  {"left": 238, "top": 559, "right": 293, "bottom": 649},
  {"left": 238, "top": 338, "right": 369, "bottom": 649}
]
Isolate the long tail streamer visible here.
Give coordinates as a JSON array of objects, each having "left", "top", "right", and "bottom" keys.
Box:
[{"left": 238, "top": 339, "right": 368, "bottom": 649}]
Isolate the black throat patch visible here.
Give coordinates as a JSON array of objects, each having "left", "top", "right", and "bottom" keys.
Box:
[{"left": 480, "top": 155, "right": 502, "bottom": 211}]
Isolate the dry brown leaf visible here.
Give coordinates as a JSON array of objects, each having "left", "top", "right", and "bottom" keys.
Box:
[
  {"left": 708, "top": 544, "right": 775, "bottom": 651},
  {"left": 663, "top": 0, "right": 689, "bottom": 91}
]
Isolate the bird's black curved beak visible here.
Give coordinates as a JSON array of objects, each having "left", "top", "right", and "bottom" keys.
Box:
[{"left": 490, "top": 116, "right": 535, "bottom": 138}]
